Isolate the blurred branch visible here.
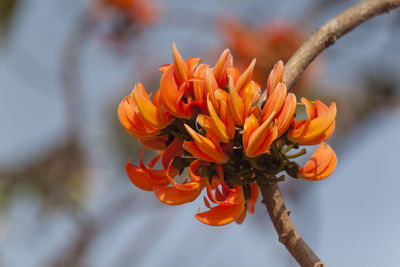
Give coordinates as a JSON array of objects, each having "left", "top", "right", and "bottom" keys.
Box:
[
  {"left": 257, "top": 0, "right": 400, "bottom": 266},
  {"left": 61, "top": 16, "right": 94, "bottom": 137}
]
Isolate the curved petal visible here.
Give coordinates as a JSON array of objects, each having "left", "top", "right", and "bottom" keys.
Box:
[
  {"left": 194, "top": 202, "right": 245, "bottom": 226},
  {"left": 299, "top": 143, "right": 337, "bottom": 181},
  {"left": 125, "top": 162, "right": 155, "bottom": 191},
  {"left": 235, "top": 58, "right": 256, "bottom": 94},
  {"left": 267, "top": 60, "right": 284, "bottom": 98},
  {"left": 172, "top": 43, "right": 188, "bottom": 84},
  {"left": 214, "top": 48, "right": 233, "bottom": 88},
  {"left": 259, "top": 82, "right": 286, "bottom": 123},
  {"left": 154, "top": 184, "right": 203, "bottom": 205}
]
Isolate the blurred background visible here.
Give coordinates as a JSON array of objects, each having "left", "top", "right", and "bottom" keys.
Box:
[{"left": 1, "top": 0, "right": 400, "bottom": 266}]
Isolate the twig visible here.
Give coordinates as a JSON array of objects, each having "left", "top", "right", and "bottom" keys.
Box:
[
  {"left": 285, "top": 0, "right": 400, "bottom": 90},
  {"left": 259, "top": 183, "right": 325, "bottom": 267},
  {"left": 258, "top": 0, "right": 400, "bottom": 266},
  {"left": 257, "top": 0, "right": 400, "bottom": 105}
]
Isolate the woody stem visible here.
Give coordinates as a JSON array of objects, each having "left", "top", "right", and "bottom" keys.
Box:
[
  {"left": 258, "top": 0, "right": 400, "bottom": 266},
  {"left": 259, "top": 183, "right": 325, "bottom": 267},
  {"left": 256, "top": 0, "right": 400, "bottom": 105}
]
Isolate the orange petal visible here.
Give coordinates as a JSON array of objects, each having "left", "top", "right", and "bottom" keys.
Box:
[
  {"left": 229, "top": 74, "right": 245, "bottom": 125},
  {"left": 289, "top": 100, "right": 336, "bottom": 144},
  {"left": 299, "top": 143, "right": 337, "bottom": 181},
  {"left": 205, "top": 68, "right": 219, "bottom": 108},
  {"left": 276, "top": 93, "right": 296, "bottom": 137},
  {"left": 196, "top": 114, "right": 222, "bottom": 142},
  {"left": 235, "top": 58, "right": 256, "bottom": 94},
  {"left": 267, "top": 60, "right": 284, "bottom": 97},
  {"left": 214, "top": 48, "right": 233, "bottom": 88},
  {"left": 245, "top": 112, "right": 277, "bottom": 157},
  {"left": 125, "top": 162, "right": 155, "bottom": 191},
  {"left": 247, "top": 183, "right": 259, "bottom": 214},
  {"left": 183, "top": 141, "right": 219, "bottom": 163},
  {"left": 172, "top": 43, "right": 188, "bottom": 84},
  {"left": 189, "top": 159, "right": 211, "bottom": 182},
  {"left": 134, "top": 83, "right": 170, "bottom": 129},
  {"left": 162, "top": 138, "right": 184, "bottom": 169},
  {"left": 195, "top": 186, "right": 245, "bottom": 226},
  {"left": 184, "top": 125, "right": 228, "bottom": 163},
  {"left": 192, "top": 64, "right": 208, "bottom": 101},
  {"left": 243, "top": 114, "right": 259, "bottom": 150},
  {"left": 195, "top": 202, "right": 245, "bottom": 226},
  {"left": 160, "top": 65, "right": 180, "bottom": 116},
  {"left": 207, "top": 94, "right": 230, "bottom": 143},
  {"left": 259, "top": 82, "right": 286, "bottom": 123},
  {"left": 154, "top": 184, "right": 203, "bottom": 205}
]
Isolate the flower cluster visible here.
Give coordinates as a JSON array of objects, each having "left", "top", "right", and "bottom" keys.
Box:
[{"left": 118, "top": 44, "right": 337, "bottom": 226}]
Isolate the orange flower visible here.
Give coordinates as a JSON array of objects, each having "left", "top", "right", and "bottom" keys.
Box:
[
  {"left": 259, "top": 82, "right": 287, "bottom": 123},
  {"left": 133, "top": 83, "right": 171, "bottom": 129},
  {"left": 125, "top": 150, "right": 169, "bottom": 192},
  {"left": 118, "top": 91, "right": 160, "bottom": 140},
  {"left": 298, "top": 143, "right": 337, "bottom": 181},
  {"left": 213, "top": 48, "right": 233, "bottom": 88},
  {"left": 195, "top": 166, "right": 245, "bottom": 226},
  {"left": 183, "top": 124, "right": 229, "bottom": 164},
  {"left": 235, "top": 183, "right": 259, "bottom": 224},
  {"left": 228, "top": 74, "right": 260, "bottom": 126},
  {"left": 158, "top": 44, "right": 203, "bottom": 119},
  {"left": 205, "top": 93, "right": 235, "bottom": 143},
  {"left": 154, "top": 159, "right": 206, "bottom": 205},
  {"left": 118, "top": 44, "right": 338, "bottom": 227},
  {"left": 288, "top": 98, "right": 336, "bottom": 145},
  {"left": 275, "top": 93, "right": 296, "bottom": 137},
  {"left": 243, "top": 114, "right": 278, "bottom": 158},
  {"left": 266, "top": 60, "right": 285, "bottom": 98},
  {"left": 125, "top": 138, "right": 184, "bottom": 191}
]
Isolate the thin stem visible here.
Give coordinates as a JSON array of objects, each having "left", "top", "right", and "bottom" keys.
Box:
[{"left": 286, "top": 148, "right": 307, "bottom": 159}]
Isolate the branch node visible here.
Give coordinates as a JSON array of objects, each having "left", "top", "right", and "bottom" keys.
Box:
[
  {"left": 278, "top": 233, "right": 288, "bottom": 243},
  {"left": 314, "top": 262, "right": 327, "bottom": 267}
]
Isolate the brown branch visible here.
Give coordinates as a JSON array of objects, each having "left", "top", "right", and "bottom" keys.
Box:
[
  {"left": 258, "top": 0, "right": 400, "bottom": 266},
  {"left": 284, "top": 0, "right": 400, "bottom": 90},
  {"left": 259, "top": 183, "right": 325, "bottom": 267}
]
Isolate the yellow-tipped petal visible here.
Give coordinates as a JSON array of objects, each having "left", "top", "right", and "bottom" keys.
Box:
[
  {"left": 192, "top": 64, "right": 208, "bottom": 101},
  {"left": 299, "top": 143, "right": 337, "bottom": 181},
  {"left": 259, "top": 82, "right": 286, "bottom": 123},
  {"left": 134, "top": 83, "right": 169, "bottom": 129},
  {"left": 214, "top": 49, "right": 233, "bottom": 88},
  {"left": 276, "top": 93, "right": 296, "bottom": 137},
  {"left": 267, "top": 60, "right": 284, "bottom": 97},
  {"left": 243, "top": 114, "right": 259, "bottom": 150},
  {"left": 289, "top": 101, "right": 336, "bottom": 144},
  {"left": 207, "top": 94, "right": 230, "bottom": 143},
  {"left": 172, "top": 42, "right": 188, "bottom": 84},
  {"left": 245, "top": 112, "right": 277, "bottom": 157},
  {"left": 205, "top": 68, "right": 219, "bottom": 108},
  {"left": 228, "top": 74, "right": 245, "bottom": 125},
  {"left": 235, "top": 58, "right": 256, "bottom": 93},
  {"left": 184, "top": 124, "right": 228, "bottom": 163}
]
